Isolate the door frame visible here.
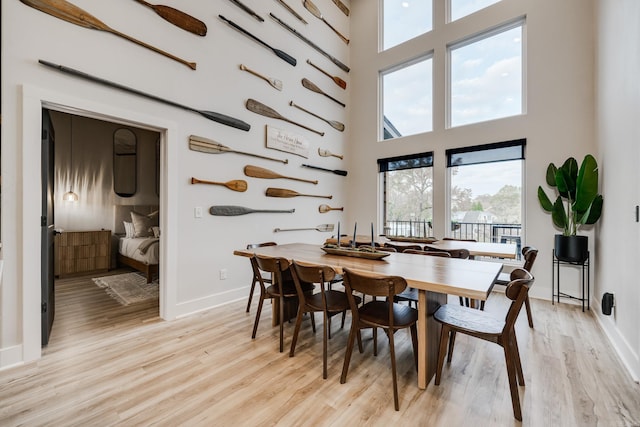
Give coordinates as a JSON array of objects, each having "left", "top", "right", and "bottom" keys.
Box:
[{"left": 21, "top": 84, "right": 179, "bottom": 362}]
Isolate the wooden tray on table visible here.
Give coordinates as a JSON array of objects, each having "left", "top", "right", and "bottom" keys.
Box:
[{"left": 321, "top": 245, "right": 390, "bottom": 260}]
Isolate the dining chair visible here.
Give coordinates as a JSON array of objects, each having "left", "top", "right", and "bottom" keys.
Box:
[
  {"left": 434, "top": 268, "right": 534, "bottom": 421},
  {"left": 340, "top": 268, "right": 419, "bottom": 411},
  {"left": 489, "top": 246, "right": 538, "bottom": 326},
  {"left": 394, "top": 250, "right": 451, "bottom": 307},
  {"left": 383, "top": 242, "right": 423, "bottom": 253},
  {"left": 252, "top": 254, "right": 314, "bottom": 352},
  {"left": 289, "top": 260, "right": 359, "bottom": 379},
  {"left": 442, "top": 237, "right": 478, "bottom": 242},
  {"left": 245, "top": 242, "right": 277, "bottom": 313}
]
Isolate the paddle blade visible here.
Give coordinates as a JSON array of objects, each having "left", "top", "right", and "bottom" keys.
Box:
[
  {"left": 246, "top": 99, "right": 282, "bottom": 119},
  {"left": 333, "top": 169, "right": 348, "bottom": 176},
  {"left": 227, "top": 180, "right": 248, "bottom": 192},
  {"left": 316, "top": 224, "right": 335, "bottom": 232},
  {"left": 20, "top": 0, "right": 106, "bottom": 30},
  {"left": 265, "top": 187, "right": 298, "bottom": 198},
  {"left": 149, "top": 4, "right": 208, "bottom": 36},
  {"left": 188, "top": 136, "right": 230, "bottom": 154},
  {"left": 197, "top": 110, "right": 250, "bottom": 131},
  {"left": 273, "top": 48, "right": 297, "bottom": 66}
]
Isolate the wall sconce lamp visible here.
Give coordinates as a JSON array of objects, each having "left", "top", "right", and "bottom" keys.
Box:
[{"left": 63, "top": 114, "right": 79, "bottom": 202}]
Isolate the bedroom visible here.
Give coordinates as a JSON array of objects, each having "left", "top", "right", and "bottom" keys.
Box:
[{"left": 48, "top": 109, "right": 162, "bottom": 333}]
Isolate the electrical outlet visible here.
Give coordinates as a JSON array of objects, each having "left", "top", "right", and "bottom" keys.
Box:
[
  {"left": 195, "top": 207, "right": 203, "bottom": 218},
  {"left": 219, "top": 269, "right": 228, "bottom": 280}
]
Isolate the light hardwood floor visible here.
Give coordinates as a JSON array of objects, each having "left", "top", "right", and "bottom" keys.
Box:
[{"left": 1, "top": 272, "right": 639, "bottom": 426}]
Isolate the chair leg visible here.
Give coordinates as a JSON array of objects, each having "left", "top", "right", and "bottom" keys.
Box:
[
  {"left": 524, "top": 295, "right": 534, "bottom": 328},
  {"left": 340, "top": 324, "right": 359, "bottom": 384},
  {"left": 251, "top": 295, "right": 265, "bottom": 339},
  {"left": 323, "top": 310, "right": 329, "bottom": 379},
  {"left": 289, "top": 305, "right": 306, "bottom": 357},
  {"left": 356, "top": 329, "right": 364, "bottom": 353},
  {"left": 246, "top": 278, "right": 257, "bottom": 313},
  {"left": 388, "top": 328, "right": 400, "bottom": 411},
  {"left": 503, "top": 339, "right": 523, "bottom": 421},
  {"left": 435, "top": 325, "right": 450, "bottom": 385},
  {"left": 341, "top": 310, "right": 346, "bottom": 329},
  {"left": 459, "top": 296, "right": 464, "bottom": 306},
  {"left": 279, "top": 295, "right": 285, "bottom": 352},
  {"left": 373, "top": 327, "right": 378, "bottom": 356},
  {"left": 310, "top": 311, "right": 316, "bottom": 333},
  {"left": 410, "top": 324, "right": 418, "bottom": 372},
  {"left": 447, "top": 330, "right": 457, "bottom": 363},
  {"left": 510, "top": 332, "right": 525, "bottom": 386}
]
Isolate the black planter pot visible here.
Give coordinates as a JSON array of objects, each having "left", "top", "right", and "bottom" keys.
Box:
[{"left": 554, "top": 234, "right": 589, "bottom": 263}]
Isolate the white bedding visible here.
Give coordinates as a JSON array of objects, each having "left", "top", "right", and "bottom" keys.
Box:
[{"left": 119, "top": 237, "right": 160, "bottom": 265}]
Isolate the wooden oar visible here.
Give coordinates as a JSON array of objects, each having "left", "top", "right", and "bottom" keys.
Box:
[
  {"left": 21, "top": 0, "right": 196, "bottom": 70},
  {"left": 301, "top": 163, "right": 347, "bottom": 176},
  {"left": 239, "top": 64, "right": 282, "bottom": 91},
  {"left": 289, "top": 101, "right": 344, "bottom": 132},
  {"left": 274, "top": 224, "right": 334, "bottom": 232},
  {"left": 189, "top": 135, "right": 288, "bottom": 164},
  {"left": 218, "top": 15, "right": 296, "bottom": 66},
  {"left": 132, "top": 0, "right": 207, "bottom": 36},
  {"left": 39, "top": 60, "right": 250, "bottom": 131},
  {"left": 269, "top": 13, "right": 350, "bottom": 73},
  {"left": 190, "top": 177, "right": 248, "bottom": 192},
  {"left": 318, "top": 148, "right": 343, "bottom": 160},
  {"left": 274, "top": 0, "right": 308, "bottom": 24},
  {"left": 227, "top": 0, "right": 264, "bottom": 22},
  {"left": 209, "top": 205, "right": 294, "bottom": 216},
  {"left": 331, "top": 0, "right": 350, "bottom": 16},
  {"left": 303, "top": 0, "right": 349, "bottom": 44},
  {"left": 306, "top": 59, "right": 347, "bottom": 90},
  {"left": 301, "top": 79, "right": 346, "bottom": 108},
  {"left": 244, "top": 165, "right": 318, "bottom": 184},
  {"left": 246, "top": 99, "right": 325, "bottom": 136},
  {"left": 319, "top": 204, "right": 344, "bottom": 213},
  {"left": 266, "top": 187, "right": 332, "bottom": 199}
]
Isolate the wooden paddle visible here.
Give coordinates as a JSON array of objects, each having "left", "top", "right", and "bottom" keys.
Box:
[
  {"left": 132, "top": 0, "right": 207, "bottom": 36},
  {"left": 239, "top": 64, "right": 282, "bottom": 91},
  {"left": 306, "top": 59, "right": 347, "bottom": 90},
  {"left": 20, "top": 0, "right": 196, "bottom": 70},
  {"left": 209, "top": 205, "right": 294, "bottom": 216},
  {"left": 301, "top": 164, "right": 347, "bottom": 176},
  {"left": 303, "top": 0, "right": 349, "bottom": 44},
  {"left": 274, "top": 0, "right": 308, "bottom": 24},
  {"left": 290, "top": 101, "right": 345, "bottom": 132},
  {"left": 189, "top": 135, "right": 288, "bottom": 164},
  {"left": 318, "top": 148, "right": 343, "bottom": 160},
  {"left": 274, "top": 224, "right": 334, "bottom": 232},
  {"left": 319, "top": 204, "right": 344, "bottom": 213},
  {"left": 331, "top": 0, "right": 350, "bottom": 16},
  {"left": 228, "top": 0, "right": 264, "bottom": 22},
  {"left": 246, "top": 99, "right": 325, "bottom": 136},
  {"left": 244, "top": 165, "right": 318, "bottom": 184},
  {"left": 266, "top": 187, "right": 332, "bottom": 199},
  {"left": 190, "top": 177, "right": 248, "bottom": 192},
  {"left": 218, "top": 15, "right": 296, "bottom": 66},
  {"left": 301, "top": 79, "right": 346, "bottom": 108},
  {"left": 39, "top": 60, "right": 250, "bottom": 131}
]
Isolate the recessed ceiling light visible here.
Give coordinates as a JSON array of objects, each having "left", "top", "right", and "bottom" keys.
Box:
[{"left": 402, "top": 2, "right": 410, "bottom": 8}]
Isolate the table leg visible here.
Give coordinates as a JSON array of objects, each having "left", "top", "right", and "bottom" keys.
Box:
[{"left": 417, "top": 290, "right": 447, "bottom": 389}]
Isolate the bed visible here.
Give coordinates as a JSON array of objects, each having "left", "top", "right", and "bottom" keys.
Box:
[{"left": 114, "top": 205, "right": 160, "bottom": 283}]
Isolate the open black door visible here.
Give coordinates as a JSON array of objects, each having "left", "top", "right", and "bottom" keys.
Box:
[{"left": 41, "top": 109, "right": 56, "bottom": 346}]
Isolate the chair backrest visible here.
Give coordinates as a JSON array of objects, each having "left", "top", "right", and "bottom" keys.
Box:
[
  {"left": 291, "top": 260, "right": 336, "bottom": 285},
  {"left": 403, "top": 249, "right": 451, "bottom": 257},
  {"left": 247, "top": 241, "right": 277, "bottom": 250},
  {"left": 383, "top": 242, "right": 422, "bottom": 253},
  {"left": 521, "top": 246, "right": 538, "bottom": 272},
  {"left": 377, "top": 246, "right": 397, "bottom": 253},
  {"left": 254, "top": 254, "right": 291, "bottom": 290},
  {"left": 445, "top": 248, "right": 470, "bottom": 259},
  {"left": 502, "top": 268, "right": 535, "bottom": 333},
  {"left": 443, "top": 237, "right": 477, "bottom": 242}
]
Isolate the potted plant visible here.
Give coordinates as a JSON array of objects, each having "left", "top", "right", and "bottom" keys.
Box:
[{"left": 538, "top": 154, "right": 603, "bottom": 263}]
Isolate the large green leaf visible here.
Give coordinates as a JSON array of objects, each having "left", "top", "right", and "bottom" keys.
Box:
[
  {"left": 561, "top": 157, "right": 579, "bottom": 181},
  {"left": 555, "top": 167, "right": 575, "bottom": 200},
  {"left": 545, "top": 163, "right": 558, "bottom": 187},
  {"left": 575, "top": 154, "right": 600, "bottom": 213},
  {"left": 538, "top": 186, "right": 554, "bottom": 212},
  {"left": 583, "top": 194, "right": 603, "bottom": 224},
  {"left": 551, "top": 196, "right": 568, "bottom": 231}
]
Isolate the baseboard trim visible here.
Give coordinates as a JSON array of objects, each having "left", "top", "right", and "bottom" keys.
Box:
[{"left": 0, "top": 344, "right": 24, "bottom": 372}]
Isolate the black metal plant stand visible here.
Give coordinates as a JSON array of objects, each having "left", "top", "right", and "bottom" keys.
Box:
[{"left": 552, "top": 250, "right": 590, "bottom": 311}]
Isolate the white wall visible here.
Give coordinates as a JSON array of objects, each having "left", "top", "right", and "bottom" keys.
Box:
[
  {"left": 594, "top": 0, "right": 640, "bottom": 380},
  {"left": 1, "top": 0, "right": 349, "bottom": 366}
]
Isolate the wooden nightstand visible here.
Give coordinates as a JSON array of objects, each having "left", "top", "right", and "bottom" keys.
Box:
[{"left": 55, "top": 230, "right": 111, "bottom": 277}]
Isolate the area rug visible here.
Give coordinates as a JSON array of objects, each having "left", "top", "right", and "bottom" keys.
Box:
[{"left": 92, "top": 272, "right": 158, "bottom": 306}]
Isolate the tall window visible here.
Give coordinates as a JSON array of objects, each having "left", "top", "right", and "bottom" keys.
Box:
[
  {"left": 382, "top": 0, "right": 433, "bottom": 51},
  {"left": 450, "top": 0, "right": 502, "bottom": 22},
  {"left": 379, "top": 152, "right": 434, "bottom": 237},
  {"left": 381, "top": 56, "right": 433, "bottom": 140},
  {"left": 446, "top": 140, "right": 525, "bottom": 246},
  {"left": 449, "top": 20, "right": 524, "bottom": 128}
]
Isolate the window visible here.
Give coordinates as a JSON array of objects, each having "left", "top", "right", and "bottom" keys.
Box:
[
  {"left": 450, "top": 0, "right": 502, "bottom": 22},
  {"left": 378, "top": 152, "right": 434, "bottom": 237},
  {"left": 446, "top": 140, "right": 525, "bottom": 247},
  {"left": 449, "top": 20, "right": 524, "bottom": 127},
  {"left": 382, "top": 0, "right": 433, "bottom": 50},
  {"left": 381, "top": 56, "right": 433, "bottom": 140}
]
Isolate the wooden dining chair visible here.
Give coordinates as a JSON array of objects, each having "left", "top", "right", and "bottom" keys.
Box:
[
  {"left": 489, "top": 246, "right": 538, "bottom": 326},
  {"left": 434, "top": 268, "right": 534, "bottom": 421},
  {"left": 442, "top": 237, "right": 477, "bottom": 242},
  {"left": 245, "top": 242, "right": 277, "bottom": 313},
  {"left": 383, "top": 242, "right": 423, "bottom": 253},
  {"left": 340, "top": 268, "right": 419, "bottom": 411},
  {"left": 394, "top": 250, "right": 451, "bottom": 307},
  {"left": 252, "top": 254, "right": 314, "bottom": 352},
  {"left": 289, "top": 260, "right": 359, "bottom": 379}
]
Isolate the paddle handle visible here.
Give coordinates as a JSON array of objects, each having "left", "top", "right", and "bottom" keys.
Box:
[
  {"left": 275, "top": 0, "right": 308, "bottom": 24},
  {"left": 321, "top": 17, "right": 349, "bottom": 44},
  {"left": 228, "top": 0, "right": 264, "bottom": 22},
  {"left": 331, "top": 0, "right": 350, "bottom": 16},
  {"left": 240, "top": 64, "right": 270, "bottom": 85},
  {"left": 282, "top": 117, "right": 325, "bottom": 136}
]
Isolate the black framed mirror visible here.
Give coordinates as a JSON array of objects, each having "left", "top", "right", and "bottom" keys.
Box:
[{"left": 113, "top": 128, "right": 137, "bottom": 197}]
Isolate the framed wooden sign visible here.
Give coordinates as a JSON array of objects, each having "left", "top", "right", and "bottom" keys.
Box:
[{"left": 266, "top": 125, "right": 310, "bottom": 158}]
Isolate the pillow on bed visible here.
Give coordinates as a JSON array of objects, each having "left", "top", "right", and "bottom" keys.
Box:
[
  {"left": 151, "top": 226, "right": 161, "bottom": 238},
  {"left": 123, "top": 221, "right": 135, "bottom": 238},
  {"left": 130, "top": 211, "right": 159, "bottom": 238}
]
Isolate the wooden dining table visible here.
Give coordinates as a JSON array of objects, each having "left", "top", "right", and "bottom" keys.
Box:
[{"left": 234, "top": 243, "right": 503, "bottom": 389}]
